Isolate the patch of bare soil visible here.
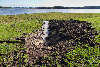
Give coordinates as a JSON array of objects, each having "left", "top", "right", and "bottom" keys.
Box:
[{"left": 25, "top": 19, "right": 99, "bottom": 66}]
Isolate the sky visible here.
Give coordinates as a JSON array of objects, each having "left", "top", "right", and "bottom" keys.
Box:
[{"left": 0, "top": 0, "right": 100, "bottom": 7}]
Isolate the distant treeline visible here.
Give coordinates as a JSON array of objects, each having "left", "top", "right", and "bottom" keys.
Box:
[
  {"left": 1, "top": 6, "right": 100, "bottom": 9},
  {"left": 36, "top": 6, "right": 100, "bottom": 9},
  {"left": 0, "top": 6, "right": 11, "bottom": 8}
]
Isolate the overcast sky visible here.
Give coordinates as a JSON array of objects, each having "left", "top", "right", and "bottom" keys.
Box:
[{"left": 0, "top": 0, "right": 100, "bottom": 7}]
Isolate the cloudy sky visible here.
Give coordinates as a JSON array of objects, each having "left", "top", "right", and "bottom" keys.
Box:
[{"left": 0, "top": 0, "right": 100, "bottom": 7}]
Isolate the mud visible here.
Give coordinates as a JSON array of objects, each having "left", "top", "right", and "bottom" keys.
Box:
[{"left": 25, "top": 19, "right": 99, "bottom": 65}]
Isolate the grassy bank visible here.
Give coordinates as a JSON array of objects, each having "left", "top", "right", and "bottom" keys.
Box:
[
  {"left": 0, "top": 13, "right": 100, "bottom": 40},
  {"left": 0, "top": 13, "right": 100, "bottom": 66}
]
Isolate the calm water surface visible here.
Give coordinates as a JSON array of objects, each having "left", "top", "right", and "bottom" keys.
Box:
[{"left": 0, "top": 8, "right": 100, "bottom": 15}]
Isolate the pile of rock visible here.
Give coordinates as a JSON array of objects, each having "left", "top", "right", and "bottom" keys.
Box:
[{"left": 25, "top": 19, "right": 99, "bottom": 65}]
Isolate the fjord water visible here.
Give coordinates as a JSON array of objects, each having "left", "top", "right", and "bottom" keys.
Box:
[{"left": 0, "top": 8, "right": 100, "bottom": 15}]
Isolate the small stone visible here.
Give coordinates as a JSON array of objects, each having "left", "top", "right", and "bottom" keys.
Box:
[{"left": 48, "top": 47, "right": 52, "bottom": 50}]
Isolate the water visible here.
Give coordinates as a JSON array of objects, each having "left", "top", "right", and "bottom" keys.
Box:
[{"left": 0, "top": 8, "right": 100, "bottom": 15}]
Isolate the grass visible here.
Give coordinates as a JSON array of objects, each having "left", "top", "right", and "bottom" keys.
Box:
[
  {"left": 65, "top": 44, "right": 100, "bottom": 67},
  {"left": 0, "top": 17, "right": 42, "bottom": 41},
  {"left": 0, "top": 13, "right": 100, "bottom": 66},
  {"left": 0, "top": 13, "right": 100, "bottom": 40}
]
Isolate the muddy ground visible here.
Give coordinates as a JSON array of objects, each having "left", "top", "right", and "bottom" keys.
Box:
[{"left": 25, "top": 19, "right": 99, "bottom": 66}]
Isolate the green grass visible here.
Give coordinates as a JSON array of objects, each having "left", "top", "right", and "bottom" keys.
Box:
[
  {"left": 0, "top": 18, "right": 42, "bottom": 41},
  {"left": 0, "top": 13, "right": 100, "bottom": 66},
  {"left": 0, "top": 13, "right": 100, "bottom": 40},
  {"left": 65, "top": 44, "right": 100, "bottom": 67}
]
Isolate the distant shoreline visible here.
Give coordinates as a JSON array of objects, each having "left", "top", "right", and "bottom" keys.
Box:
[
  {"left": 1, "top": 8, "right": 100, "bottom": 9},
  {"left": 1, "top": 6, "right": 100, "bottom": 9}
]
